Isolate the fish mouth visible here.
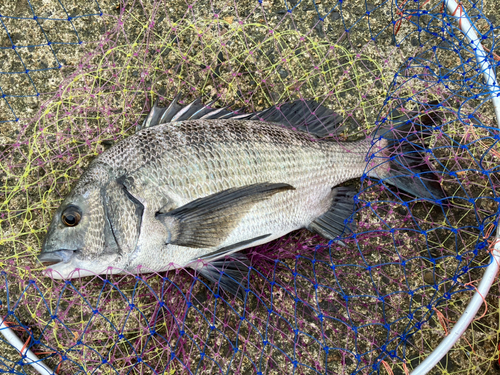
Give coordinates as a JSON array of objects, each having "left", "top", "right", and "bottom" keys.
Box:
[{"left": 37, "top": 249, "right": 77, "bottom": 267}]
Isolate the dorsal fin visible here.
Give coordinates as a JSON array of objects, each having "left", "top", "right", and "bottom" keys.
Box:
[
  {"left": 136, "top": 98, "right": 166, "bottom": 132},
  {"left": 138, "top": 96, "right": 346, "bottom": 138},
  {"left": 249, "top": 99, "right": 346, "bottom": 137}
]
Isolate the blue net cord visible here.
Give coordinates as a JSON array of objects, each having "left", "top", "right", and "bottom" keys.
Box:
[
  {"left": 0, "top": 0, "right": 500, "bottom": 374},
  {"left": 0, "top": 0, "right": 102, "bottom": 124}
]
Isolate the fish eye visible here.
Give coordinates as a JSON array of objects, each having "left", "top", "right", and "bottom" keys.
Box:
[{"left": 61, "top": 206, "right": 82, "bottom": 227}]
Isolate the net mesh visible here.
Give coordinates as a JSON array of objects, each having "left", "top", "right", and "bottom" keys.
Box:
[{"left": 1, "top": 0, "right": 500, "bottom": 374}]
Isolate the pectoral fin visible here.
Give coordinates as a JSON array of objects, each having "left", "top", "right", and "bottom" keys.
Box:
[
  {"left": 155, "top": 183, "right": 294, "bottom": 248},
  {"left": 102, "top": 178, "right": 144, "bottom": 255}
]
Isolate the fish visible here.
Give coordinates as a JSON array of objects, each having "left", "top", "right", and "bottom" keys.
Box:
[{"left": 38, "top": 96, "right": 445, "bottom": 296}]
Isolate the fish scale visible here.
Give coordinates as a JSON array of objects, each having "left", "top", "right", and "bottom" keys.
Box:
[
  {"left": 106, "top": 120, "right": 370, "bottom": 271},
  {"left": 39, "top": 98, "right": 445, "bottom": 295},
  {"left": 126, "top": 121, "right": 365, "bottom": 198}
]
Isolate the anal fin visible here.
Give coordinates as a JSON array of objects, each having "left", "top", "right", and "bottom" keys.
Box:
[{"left": 307, "top": 187, "right": 357, "bottom": 240}]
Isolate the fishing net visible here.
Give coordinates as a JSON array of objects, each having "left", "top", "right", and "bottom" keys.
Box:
[{"left": 1, "top": 0, "right": 500, "bottom": 374}]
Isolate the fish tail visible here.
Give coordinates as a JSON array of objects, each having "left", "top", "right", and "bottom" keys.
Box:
[{"left": 368, "top": 101, "right": 446, "bottom": 202}]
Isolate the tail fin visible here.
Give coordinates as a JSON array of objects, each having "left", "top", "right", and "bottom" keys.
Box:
[{"left": 369, "top": 102, "right": 446, "bottom": 202}]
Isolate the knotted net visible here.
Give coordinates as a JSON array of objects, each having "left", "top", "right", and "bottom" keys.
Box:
[{"left": 1, "top": 0, "right": 499, "bottom": 373}]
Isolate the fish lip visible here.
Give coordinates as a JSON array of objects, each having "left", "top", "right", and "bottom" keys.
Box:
[{"left": 37, "top": 249, "right": 77, "bottom": 267}]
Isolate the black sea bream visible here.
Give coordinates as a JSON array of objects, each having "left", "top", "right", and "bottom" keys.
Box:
[{"left": 39, "top": 97, "right": 444, "bottom": 294}]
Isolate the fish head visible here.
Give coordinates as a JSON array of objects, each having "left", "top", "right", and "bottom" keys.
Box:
[{"left": 39, "top": 166, "right": 124, "bottom": 279}]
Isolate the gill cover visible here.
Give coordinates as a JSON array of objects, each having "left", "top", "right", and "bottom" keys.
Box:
[{"left": 102, "top": 178, "right": 144, "bottom": 255}]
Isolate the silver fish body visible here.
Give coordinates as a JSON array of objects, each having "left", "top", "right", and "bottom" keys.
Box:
[{"left": 39, "top": 99, "right": 444, "bottom": 284}]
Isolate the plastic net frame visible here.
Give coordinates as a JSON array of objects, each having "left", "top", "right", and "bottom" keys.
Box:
[{"left": 1, "top": 0, "right": 500, "bottom": 374}]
